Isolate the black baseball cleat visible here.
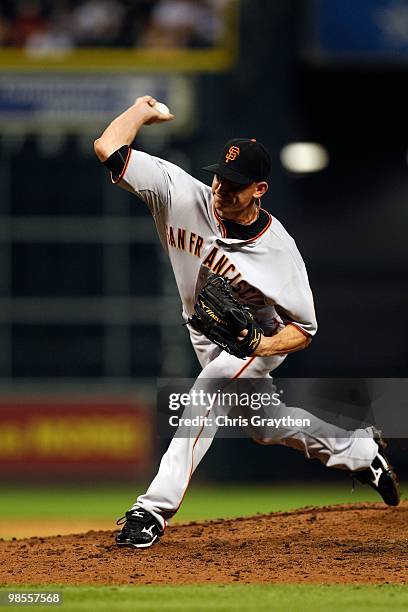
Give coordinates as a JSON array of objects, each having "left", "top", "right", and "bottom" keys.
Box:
[
  {"left": 352, "top": 429, "right": 400, "bottom": 507},
  {"left": 116, "top": 508, "right": 164, "bottom": 549}
]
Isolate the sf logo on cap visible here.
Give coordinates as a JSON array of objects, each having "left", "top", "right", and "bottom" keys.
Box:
[{"left": 225, "top": 146, "right": 240, "bottom": 163}]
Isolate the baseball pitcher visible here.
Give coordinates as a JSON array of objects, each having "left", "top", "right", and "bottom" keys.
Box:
[{"left": 94, "top": 96, "right": 399, "bottom": 549}]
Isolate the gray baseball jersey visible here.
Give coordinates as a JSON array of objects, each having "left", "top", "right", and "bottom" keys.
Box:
[
  {"left": 109, "top": 148, "right": 379, "bottom": 532},
  {"left": 117, "top": 149, "right": 318, "bottom": 339}
]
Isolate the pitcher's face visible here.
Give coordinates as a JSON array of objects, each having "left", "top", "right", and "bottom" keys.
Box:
[{"left": 212, "top": 174, "right": 267, "bottom": 220}]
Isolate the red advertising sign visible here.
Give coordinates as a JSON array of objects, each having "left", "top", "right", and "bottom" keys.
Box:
[{"left": 0, "top": 395, "right": 154, "bottom": 478}]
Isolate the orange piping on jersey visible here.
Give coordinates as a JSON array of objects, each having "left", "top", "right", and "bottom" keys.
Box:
[
  {"left": 212, "top": 204, "right": 272, "bottom": 244},
  {"left": 111, "top": 146, "right": 132, "bottom": 184},
  {"left": 212, "top": 203, "right": 227, "bottom": 238},
  {"left": 287, "top": 322, "right": 313, "bottom": 339},
  {"left": 231, "top": 355, "right": 256, "bottom": 380},
  {"left": 169, "top": 420, "right": 207, "bottom": 518},
  {"left": 167, "top": 354, "right": 257, "bottom": 518},
  {"left": 240, "top": 209, "right": 272, "bottom": 244}
]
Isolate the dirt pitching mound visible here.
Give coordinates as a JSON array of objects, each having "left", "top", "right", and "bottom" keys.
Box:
[{"left": 1, "top": 502, "right": 407, "bottom": 585}]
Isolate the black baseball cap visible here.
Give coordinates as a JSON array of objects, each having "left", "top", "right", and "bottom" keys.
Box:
[{"left": 202, "top": 138, "right": 271, "bottom": 185}]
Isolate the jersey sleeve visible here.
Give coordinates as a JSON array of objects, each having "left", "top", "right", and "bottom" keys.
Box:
[
  {"left": 113, "top": 149, "right": 182, "bottom": 216},
  {"left": 264, "top": 248, "right": 318, "bottom": 337}
]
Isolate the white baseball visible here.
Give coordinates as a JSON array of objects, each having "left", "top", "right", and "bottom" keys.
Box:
[{"left": 154, "top": 102, "right": 171, "bottom": 115}]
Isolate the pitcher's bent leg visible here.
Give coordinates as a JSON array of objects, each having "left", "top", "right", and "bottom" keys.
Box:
[{"left": 252, "top": 403, "right": 378, "bottom": 471}]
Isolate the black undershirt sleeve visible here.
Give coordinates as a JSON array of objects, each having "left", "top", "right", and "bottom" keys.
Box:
[{"left": 102, "top": 145, "right": 130, "bottom": 181}]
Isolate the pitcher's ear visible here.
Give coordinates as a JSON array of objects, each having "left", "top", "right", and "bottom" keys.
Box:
[{"left": 255, "top": 181, "right": 268, "bottom": 198}]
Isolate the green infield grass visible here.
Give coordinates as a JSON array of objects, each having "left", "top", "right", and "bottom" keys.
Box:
[
  {"left": 0, "top": 585, "right": 407, "bottom": 612},
  {"left": 1, "top": 482, "right": 404, "bottom": 522}
]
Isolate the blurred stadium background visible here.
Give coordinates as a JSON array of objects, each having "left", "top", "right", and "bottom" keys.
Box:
[{"left": 0, "top": 0, "right": 407, "bottom": 534}]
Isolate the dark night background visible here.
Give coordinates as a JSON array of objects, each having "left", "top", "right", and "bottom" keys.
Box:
[{"left": 1, "top": 0, "right": 407, "bottom": 481}]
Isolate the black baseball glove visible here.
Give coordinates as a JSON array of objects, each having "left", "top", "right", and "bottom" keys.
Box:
[{"left": 188, "top": 274, "right": 263, "bottom": 359}]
